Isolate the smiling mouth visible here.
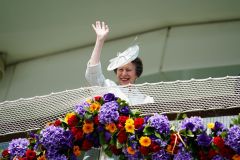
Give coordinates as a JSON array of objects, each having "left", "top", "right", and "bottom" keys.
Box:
[{"left": 120, "top": 78, "right": 130, "bottom": 81}]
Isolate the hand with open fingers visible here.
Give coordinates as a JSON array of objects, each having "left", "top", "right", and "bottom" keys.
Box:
[{"left": 92, "top": 21, "right": 109, "bottom": 41}]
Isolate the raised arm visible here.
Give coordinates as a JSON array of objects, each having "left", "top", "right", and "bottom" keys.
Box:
[{"left": 89, "top": 21, "right": 109, "bottom": 65}]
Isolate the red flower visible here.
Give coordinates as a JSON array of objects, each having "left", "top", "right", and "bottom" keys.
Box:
[
  {"left": 26, "top": 149, "right": 36, "bottom": 160},
  {"left": 118, "top": 116, "right": 128, "bottom": 125},
  {"left": 219, "top": 146, "right": 235, "bottom": 159},
  {"left": 54, "top": 119, "right": 61, "bottom": 126},
  {"left": 150, "top": 142, "right": 161, "bottom": 153},
  {"left": 94, "top": 96, "right": 102, "bottom": 101},
  {"left": 67, "top": 115, "right": 79, "bottom": 127},
  {"left": 207, "top": 149, "right": 217, "bottom": 159},
  {"left": 198, "top": 151, "right": 208, "bottom": 160},
  {"left": 110, "top": 145, "right": 122, "bottom": 155},
  {"left": 117, "top": 130, "right": 127, "bottom": 144},
  {"left": 213, "top": 136, "right": 225, "bottom": 149},
  {"left": 71, "top": 127, "right": 83, "bottom": 140},
  {"left": 134, "top": 118, "right": 144, "bottom": 129},
  {"left": 139, "top": 146, "right": 149, "bottom": 156},
  {"left": 93, "top": 116, "right": 99, "bottom": 125},
  {"left": 2, "top": 149, "right": 9, "bottom": 157},
  {"left": 81, "top": 140, "right": 93, "bottom": 150}
]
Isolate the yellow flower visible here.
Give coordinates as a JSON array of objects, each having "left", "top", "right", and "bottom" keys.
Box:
[
  {"left": 86, "top": 98, "right": 92, "bottom": 104},
  {"left": 125, "top": 118, "right": 134, "bottom": 125},
  {"left": 64, "top": 112, "right": 75, "bottom": 123},
  {"left": 232, "top": 154, "right": 240, "bottom": 160},
  {"left": 207, "top": 123, "right": 215, "bottom": 129},
  {"left": 73, "top": 145, "right": 81, "bottom": 157},
  {"left": 127, "top": 146, "right": 135, "bottom": 155},
  {"left": 139, "top": 136, "right": 151, "bottom": 147},
  {"left": 89, "top": 102, "right": 101, "bottom": 112},
  {"left": 83, "top": 122, "right": 94, "bottom": 134},
  {"left": 105, "top": 123, "right": 117, "bottom": 133},
  {"left": 125, "top": 123, "right": 135, "bottom": 133}
]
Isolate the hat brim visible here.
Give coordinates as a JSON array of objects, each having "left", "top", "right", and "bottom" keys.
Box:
[{"left": 107, "top": 45, "right": 139, "bottom": 71}]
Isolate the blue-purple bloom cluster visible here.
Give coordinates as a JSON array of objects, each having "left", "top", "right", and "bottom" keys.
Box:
[
  {"left": 212, "top": 155, "right": 224, "bottom": 160},
  {"left": 180, "top": 116, "right": 205, "bottom": 132},
  {"left": 197, "top": 132, "right": 212, "bottom": 147},
  {"left": 123, "top": 148, "right": 143, "bottom": 160},
  {"left": 148, "top": 113, "right": 170, "bottom": 134},
  {"left": 103, "top": 93, "right": 116, "bottom": 102},
  {"left": 213, "top": 121, "right": 226, "bottom": 135},
  {"left": 39, "top": 126, "right": 73, "bottom": 159},
  {"left": 75, "top": 101, "right": 90, "bottom": 116},
  {"left": 8, "top": 138, "right": 29, "bottom": 157},
  {"left": 225, "top": 125, "right": 240, "bottom": 154},
  {"left": 152, "top": 149, "right": 171, "bottom": 160},
  {"left": 98, "top": 101, "right": 119, "bottom": 124},
  {"left": 173, "top": 150, "right": 193, "bottom": 160}
]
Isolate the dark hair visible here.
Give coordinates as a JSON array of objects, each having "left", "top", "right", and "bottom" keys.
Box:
[{"left": 114, "top": 57, "right": 143, "bottom": 77}]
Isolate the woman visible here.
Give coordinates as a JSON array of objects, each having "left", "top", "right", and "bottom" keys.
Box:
[
  {"left": 85, "top": 21, "right": 142, "bottom": 87},
  {"left": 85, "top": 21, "right": 153, "bottom": 159}
]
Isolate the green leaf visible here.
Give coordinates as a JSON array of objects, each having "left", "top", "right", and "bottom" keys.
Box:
[
  {"left": 187, "top": 130, "right": 194, "bottom": 137},
  {"left": 102, "top": 144, "right": 108, "bottom": 150},
  {"left": 154, "top": 131, "right": 161, "bottom": 139},
  {"left": 143, "top": 125, "right": 154, "bottom": 135},
  {"left": 84, "top": 112, "right": 92, "bottom": 120},
  {"left": 99, "top": 132, "right": 106, "bottom": 145},
  {"left": 116, "top": 140, "right": 123, "bottom": 149},
  {"left": 182, "top": 113, "right": 187, "bottom": 119},
  {"left": 104, "top": 149, "right": 113, "bottom": 157},
  {"left": 131, "top": 109, "right": 141, "bottom": 117}
]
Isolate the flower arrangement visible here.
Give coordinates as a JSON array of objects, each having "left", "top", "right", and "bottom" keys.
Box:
[{"left": 1, "top": 93, "right": 240, "bottom": 160}]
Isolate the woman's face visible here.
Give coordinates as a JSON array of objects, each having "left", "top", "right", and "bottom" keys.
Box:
[{"left": 116, "top": 62, "right": 138, "bottom": 85}]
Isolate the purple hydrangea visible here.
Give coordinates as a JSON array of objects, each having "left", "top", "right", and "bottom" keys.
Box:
[
  {"left": 8, "top": 138, "right": 29, "bottom": 157},
  {"left": 48, "top": 154, "right": 67, "bottom": 160},
  {"left": 173, "top": 150, "right": 193, "bottom": 160},
  {"left": 98, "top": 101, "right": 119, "bottom": 124},
  {"left": 119, "top": 106, "right": 130, "bottom": 115},
  {"left": 213, "top": 121, "right": 226, "bottom": 135},
  {"left": 148, "top": 113, "right": 170, "bottom": 134},
  {"left": 74, "top": 101, "right": 90, "bottom": 116},
  {"left": 123, "top": 148, "right": 143, "bottom": 160},
  {"left": 180, "top": 116, "right": 205, "bottom": 132},
  {"left": 225, "top": 125, "right": 240, "bottom": 154},
  {"left": 39, "top": 126, "right": 73, "bottom": 159},
  {"left": 103, "top": 93, "right": 116, "bottom": 102},
  {"left": 197, "top": 132, "right": 212, "bottom": 147},
  {"left": 154, "top": 139, "right": 167, "bottom": 147},
  {"left": 152, "top": 149, "right": 171, "bottom": 160},
  {"left": 212, "top": 155, "right": 224, "bottom": 160}
]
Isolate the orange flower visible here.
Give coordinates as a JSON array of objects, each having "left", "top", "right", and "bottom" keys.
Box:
[
  {"left": 139, "top": 136, "right": 151, "bottom": 147},
  {"left": 73, "top": 145, "right": 81, "bottom": 156},
  {"left": 233, "top": 154, "right": 240, "bottom": 160},
  {"left": 166, "top": 144, "right": 173, "bottom": 153},
  {"left": 37, "top": 155, "right": 47, "bottom": 160},
  {"left": 125, "top": 123, "right": 135, "bottom": 133},
  {"left": 105, "top": 123, "right": 117, "bottom": 133},
  {"left": 127, "top": 146, "right": 135, "bottom": 155},
  {"left": 89, "top": 102, "right": 101, "bottom": 112},
  {"left": 83, "top": 122, "right": 94, "bottom": 134}
]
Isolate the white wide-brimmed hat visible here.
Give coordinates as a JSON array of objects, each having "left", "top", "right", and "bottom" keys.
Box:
[{"left": 107, "top": 44, "right": 139, "bottom": 71}]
